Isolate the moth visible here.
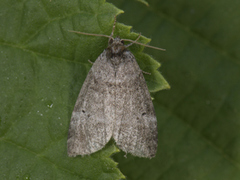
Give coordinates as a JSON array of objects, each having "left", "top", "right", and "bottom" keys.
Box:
[{"left": 67, "top": 16, "right": 165, "bottom": 158}]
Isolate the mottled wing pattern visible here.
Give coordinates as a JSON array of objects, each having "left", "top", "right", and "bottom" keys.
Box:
[
  {"left": 113, "top": 51, "right": 158, "bottom": 158},
  {"left": 67, "top": 51, "right": 115, "bottom": 157}
]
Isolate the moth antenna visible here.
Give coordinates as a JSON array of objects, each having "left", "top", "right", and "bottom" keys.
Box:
[
  {"left": 68, "top": 30, "right": 114, "bottom": 40},
  {"left": 125, "top": 33, "right": 141, "bottom": 48},
  {"left": 122, "top": 38, "right": 166, "bottom": 51}
]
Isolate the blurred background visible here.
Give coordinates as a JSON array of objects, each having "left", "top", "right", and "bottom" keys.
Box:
[{"left": 109, "top": 0, "right": 240, "bottom": 179}]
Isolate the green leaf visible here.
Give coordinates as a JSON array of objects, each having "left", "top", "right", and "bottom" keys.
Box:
[
  {"left": 0, "top": 0, "right": 169, "bottom": 179},
  {"left": 108, "top": 0, "right": 240, "bottom": 179}
]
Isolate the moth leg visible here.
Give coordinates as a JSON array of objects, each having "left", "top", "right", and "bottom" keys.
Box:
[
  {"left": 125, "top": 33, "right": 141, "bottom": 48},
  {"left": 109, "top": 16, "right": 117, "bottom": 41},
  {"left": 88, "top": 59, "right": 94, "bottom": 64},
  {"left": 142, "top": 70, "right": 151, "bottom": 75}
]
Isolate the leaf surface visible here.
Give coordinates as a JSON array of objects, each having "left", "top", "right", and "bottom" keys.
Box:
[{"left": 0, "top": 0, "right": 169, "bottom": 179}]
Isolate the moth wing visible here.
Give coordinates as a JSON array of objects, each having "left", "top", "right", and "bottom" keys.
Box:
[
  {"left": 68, "top": 51, "right": 115, "bottom": 157},
  {"left": 113, "top": 52, "right": 158, "bottom": 158}
]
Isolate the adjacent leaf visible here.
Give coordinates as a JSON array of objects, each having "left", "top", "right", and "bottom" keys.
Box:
[
  {"left": 0, "top": 0, "right": 169, "bottom": 179},
  {"left": 109, "top": 0, "right": 240, "bottom": 180},
  {"left": 136, "top": 0, "right": 149, "bottom": 6}
]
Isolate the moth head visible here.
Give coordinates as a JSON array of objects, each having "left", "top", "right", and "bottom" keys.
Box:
[{"left": 107, "top": 36, "right": 126, "bottom": 54}]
